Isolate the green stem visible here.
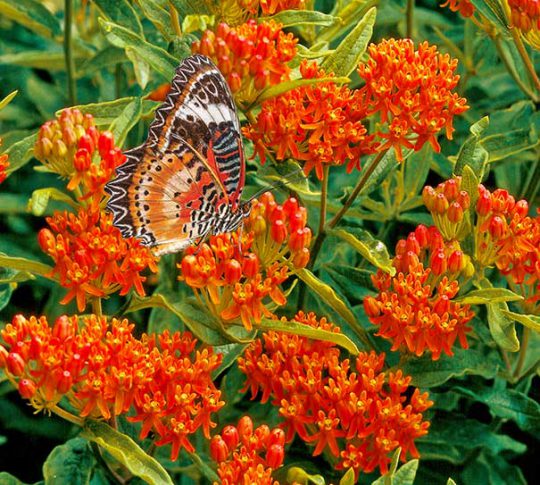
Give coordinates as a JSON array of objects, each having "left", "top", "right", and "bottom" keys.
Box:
[
  {"left": 91, "top": 297, "right": 103, "bottom": 317},
  {"left": 513, "top": 327, "right": 530, "bottom": 380},
  {"left": 406, "top": 0, "right": 415, "bottom": 40},
  {"left": 493, "top": 35, "right": 539, "bottom": 102},
  {"left": 51, "top": 404, "right": 84, "bottom": 426},
  {"left": 64, "top": 0, "right": 77, "bottom": 106},
  {"left": 318, "top": 166, "right": 329, "bottom": 239}
]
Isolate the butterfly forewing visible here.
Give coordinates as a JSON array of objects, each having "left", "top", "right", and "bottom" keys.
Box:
[{"left": 105, "top": 55, "right": 247, "bottom": 255}]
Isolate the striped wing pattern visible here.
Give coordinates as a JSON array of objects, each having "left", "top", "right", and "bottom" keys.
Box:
[{"left": 105, "top": 55, "right": 248, "bottom": 256}]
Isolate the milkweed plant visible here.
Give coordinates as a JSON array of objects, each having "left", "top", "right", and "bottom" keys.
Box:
[{"left": 0, "top": 0, "right": 539, "bottom": 484}]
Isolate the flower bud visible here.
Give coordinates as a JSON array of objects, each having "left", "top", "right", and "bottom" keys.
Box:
[
  {"left": 181, "top": 255, "right": 198, "bottom": 279},
  {"left": 224, "top": 259, "right": 242, "bottom": 284},
  {"left": 414, "top": 225, "right": 429, "bottom": 247},
  {"left": 228, "top": 72, "right": 242, "bottom": 92},
  {"left": 78, "top": 133, "right": 94, "bottom": 154},
  {"left": 448, "top": 250, "right": 464, "bottom": 273},
  {"left": 456, "top": 190, "right": 470, "bottom": 210},
  {"left": 514, "top": 199, "right": 529, "bottom": 217},
  {"left": 364, "top": 296, "right": 381, "bottom": 317},
  {"left": 238, "top": 416, "right": 253, "bottom": 439},
  {"left": 210, "top": 435, "right": 229, "bottom": 462},
  {"left": 266, "top": 444, "right": 285, "bottom": 469},
  {"left": 289, "top": 228, "right": 311, "bottom": 251},
  {"left": 53, "top": 315, "right": 72, "bottom": 341},
  {"left": 267, "top": 428, "right": 285, "bottom": 447},
  {"left": 476, "top": 191, "right": 492, "bottom": 216},
  {"left": 38, "top": 228, "right": 55, "bottom": 253},
  {"left": 430, "top": 250, "right": 447, "bottom": 275},
  {"left": 242, "top": 253, "right": 260, "bottom": 278},
  {"left": 489, "top": 216, "right": 506, "bottom": 239},
  {"left": 271, "top": 219, "right": 287, "bottom": 244},
  {"left": 405, "top": 234, "right": 420, "bottom": 255},
  {"left": 422, "top": 186, "right": 436, "bottom": 211},
  {"left": 74, "top": 148, "right": 91, "bottom": 172},
  {"left": 221, "top": 425, "right": 239, "bottom": 452},
  {"left": 57, "top": 370, "right": 73, "bottom": 394},
  {"left": 442, "top": 178, "right": 459, "bottom": 201},
  {"left": 447, "top": 201, "right": 464, "bottom": 223},
  {"left": 433, "top": 193, "right": 449, "bottom": 214},
  {"left": 433, "top": 294, "right": 450, "bottom": 314},
  {"left": 18, "top": 379, "right": 37, "bottom": 399},
  {"left": 7, "top": 352, "right": 25, "bottom": 376},
  {"left": 98, "top": 131, "right": 114, "bottom": 159},
  {"left": 292, "top": 247, "right": 310, "bottom": 268}
]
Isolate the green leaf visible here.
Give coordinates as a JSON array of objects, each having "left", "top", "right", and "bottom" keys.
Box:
[
  {"left": 0, "top": 254, "right": 54, "bottom": 280},
  {"left": 125, "top": 47, "right": 151, "bottom": 89},
  {"left": 0, "top": 285, "right": 13, "bottom": 312},
  {"left": 138, "top": 0, "right": 175, "bottom": 40},
  {"left": 501, "top": 310, "right": 540, "bottom": 332},
  {"left": 329, "top": 228, "right": 395, "bottom": 275},
  {"left": 82, "top": 420, "right": 174, "bottom": 485},
  {"left": 266, "top": 9, "right": 339, "bottom": 27},
  {"left": 321, "top": 7, "right": 376, "bottom": 77},
  {"left": 462, "top": 453, "right": 527, "bottom": 485},
  {"left": 27, "top": 188, "right": 78, "bottom": 217},
  {"left": 0, "top": 51, "right": 69, "bottom": 70},
  {"left": 0, "top": 472, "right": 27, "bottom": 485},
  {"left": 453, "top": 386, "right": 540, "bottom": 433},
  {"left": 401, "top": 346, "right": 500, "bottom": 388},
  {"left": 99, "top": 18, "right": 178, "bottom": 81},
  {"left": 470, "top": 0, "right": 509, "bottom": 34},
  {"left": 94, "top": 0, "right": 143, "bottom": 34},
  {"left": 5, "top": 134, "right": 37, "bottom": 174},
  {"left": 170, "top": 0, "right": 210, "bottom": 15},
  {"left": 65, "top": 97, "right": 157, "bottom": 127},
  {"left": 461, "top": 165, "right": 480, "bottom": 210},
  {"left": 259, "top": 317, "right": 359, "bottom": 355},
  {"left": 254, "top": 76, "right": 350, "bottom": 104},
  {"left": 182, "top": 14, "right": 215, "bottom": 33},
  {"left": 320, "top": 0, "right": 373, "bottom": 42},
  {"left": 456, "top": 287, "right": 523, "bottom": 305},
  {"left": 42, "top": 438, "right": 94, "bottom": 485},
  {"left": 109, "top": 97, "right": 143, "bottom": 147},
  {"left": 127, "top": 294, "right": 232, "bottom": 345},
  {"left": 78, "top": 47, "right": 126, "bottom": 76},
  {"left": 0, "top": 0, "right": 61, "bottom": 38},
  {"left": 212, "top": 343, "right": 248, "bottom": 379},
  {"left": 294, "top": 267, "right": 371, "bottom": 349},
  {"left": 0, "top": 265, "right": 35, "bottom": 285},
  {"left": 486, "top": 300, "right": 520, "bottom": 352},
  {"left": 454, "top": 117, "right": 489, "bottom": 181},
  {"left": 0, "top": 91, "right": 17, "bottom": 111},
  {"left": 425, "top": 416, "right": 527, "bottom": 456},
  {"left": 339, "top": 467, "right": 356, "bottom": 485}
]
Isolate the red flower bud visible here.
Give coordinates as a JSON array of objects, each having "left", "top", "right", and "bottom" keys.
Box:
[
  {"left": 53, "top": 315, "right": 72, "bottom": 341},
  {"left": 433, "top": 295, "right": 450, "bottom": 314},
  {"left": 38, "top": 228, "right": 55, "bottom": 253},
  {"left": 267, "top": 428, "right": 285, "bottom": 447},
  {"left": 210, "top": 435, "right": 229, "bottom": 462},
  {"left": 74, "top": 148, "right": 91, "bottom": 172},
  {"left": 18, "top": 379, "right": 37, "bottom": 399},
  {"left": 266, "top": 444, "right": 285, "bottom": 469},
  {"left": 292, "top": 247, "right": 310, "bottom": 268},
  {"left": 457, "top": 190, "right": 470, "bottom": 210},
  {"left": 283, "top": 197, "right": 299, "bottom": 216},
  {"left": 514, "top": 199, "right": 528, "bottom": 217},
  {"left": 78, "top": 133, "right": 95, "bottom": 153},
  {"left": 242, "top": 253, "right": 260, "bottom": 278},
  {"left": 364, "top": 296, "right": 381, "bottom": 317},
  {"left": 98, "top": 131, "right": 114, "bottom": 159},
  {"left": 476, "top": 190, "right": 492, "bottom": 216},
  {"left": 448, "top": 250, "right": 464, "bottom": 273},
  {"left": 442, "top": 178, "right": 459, "bottom": 201},
  {"left": 414, "top": 225, "right": 429, "bottom": 247},
  {"left": 228, "top": 72, "right": 242, "bottom": 92},
  {"left": 221, "top": 425, "right": 239, "bottom": 452},
  {"left": 405, "top": 234, "right": 420, "bottom": 255},
  {"left": 430, "top": 250, "right": 447, "bottom": 275},
  {"left": 489, "top": 216, "right": 506, "bottom": 239},
  {"left": 7, "top": 352, "right": 25, "bottom": 376},
  {"left": 181, "top": 255, "right": 198, "bottom": 279},
  {"left": 433, "top": 193, "right": 449, "bottom": 214},
  {"left": 271, "top": 219, "right": 287, "bottom": 244},
  {"left": 57, "top": 370, "right": 73, "bottom": 394},
  {"left": 447, "top": 201, "right": 464, "bottom": 223},
  {"left": 238, "top": 416, "right": 253, "bottom": 439},
  {"left": 224, "top": 259, "right": 242, "bottom": 284}
]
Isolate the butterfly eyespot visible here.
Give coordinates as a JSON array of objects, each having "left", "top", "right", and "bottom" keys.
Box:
[{"left": 156, "top": 166, "right": 162, "bottom": 172}]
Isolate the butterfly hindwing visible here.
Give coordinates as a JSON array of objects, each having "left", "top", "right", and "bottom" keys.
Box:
[{"left": 105, "top": 55, "right": 247, "bottom": 255}]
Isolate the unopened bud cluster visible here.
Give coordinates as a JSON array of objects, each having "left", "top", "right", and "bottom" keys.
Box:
[
  {"left": 210, "top": 416, "right": 285, "bottom": 485},
  {"left": 34, "top": 108, "right": 96, "bottom": 177},
  {"left": 179, "top": 193, "right": 310, "bottom": 331},
  {"left": 422, "top": 176, "right": 471, "bottom": 240},
  {"left": 192, "top": 20, "right": 297, "bottom": 103}
]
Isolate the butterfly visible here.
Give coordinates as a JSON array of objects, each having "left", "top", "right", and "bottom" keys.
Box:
[{"left": 105, "top": 54, "right": 251, "bottom": 256}]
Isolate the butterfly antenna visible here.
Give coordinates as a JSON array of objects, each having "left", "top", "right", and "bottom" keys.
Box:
[{"left": 247, "top": 167, "right": 307, "bottom": 202}]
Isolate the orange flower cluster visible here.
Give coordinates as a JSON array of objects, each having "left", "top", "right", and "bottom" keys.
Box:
[
  {"left": 0, "top": 139, "right": 8, "bottom": 184},
  {"left": 475, "top": 185, "right": 540, "bottom": 300},
  {"left": 238, "top": 312, "right": 433, "bottom": 476},
  {"left": 34, "top": 108, "right": 96, "bottom": 178},
  {"left": 245, "top": 61, "right": 375, "bottom": 180},
  {"left": 179, "top": 193, "right": 310, "bottom": 330},
  {"left": 357, "top": 39, "right": 469, "bottom": 161},
  {"left": 440, "top": 0, "right": 475, "bottom": 17},
  {"left": 423, "top": 176, "right": 471, "bottom": 240},
  {"left": 508, "top": 0, "right": 540, "bottom": 32},
  {"left": 210, "top": 416, "right": 285, "bottom": 485},
  {"left": 239, "top": 0, "right": 306, "bottom": 15},
  {"left": 364, "top": 225, "right": 475, "bottom": 360},
  {"left": 38, "top": 208, "right": 157, "bottom": 311},
  {"left": 0, "top": 314, "right": 223, "bottom": 461},
  {"left": 192, "top": 20, "right": 297, "bottom": 103}
]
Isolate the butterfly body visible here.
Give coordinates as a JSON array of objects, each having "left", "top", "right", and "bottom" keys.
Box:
[{"left": 105, "top": 55, "right": 250, "bottom": 256}]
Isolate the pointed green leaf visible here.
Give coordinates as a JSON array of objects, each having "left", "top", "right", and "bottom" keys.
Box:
[
  {"left": 470, "top": 0, "right": 509, "bottom": 34},
  {"left": 295, "top": 267, "right": 371, "bottom": 349},
  {"left": 182, "top": 14, "right": 215, "bottom": 33},
  {"left": 125, "top": 48, "right": 151, "bottom": 89},
  {"left": 321, "top": 7, "right": 376, "bottom": 76},
  {"left": 99, "top": 18, "right": 177, "bottom": 81},
  {"left": 0, "top": 91, "right": 17, "bottom": 112},
  {"left": 109, "top": 97, "right": 143, "bottom": 147},
  {"left": 138, "top": 0, "right": 175, "bottom": 40},
  {"left": 27, "top": 188, "right": 78, "bottom": 216},
  {"left": 94, "top": 0, "right": 143, "bottom": 35},
  {"left": 0, "top": 472, "right": 26, "bottom": 485},
  {"left": 501, "top": 310, "right": 540, "bottom": 332},
  {"left": 266, "top": 9, "right": 339, "bottom": 27},
  {"left": 329, "top": 228, "right": 395, "bottom": 275},
  {"left": 0, "top": 285, "right": 13, "bottom": 312},
  {"left": 0, "top": 254, "right": 54, "bottom": 279},
  {"left": 339, "top": 467, "right": 356, "bottom": 485},
  {"left": 42, "top": 438, "right": 94, "bottom": 485},
  {"left": 254, "top": 76, "right": 350, "bottom": 104},
  {"left": 461, "top": 165, "right": 480, "bottom": 210},
  {"left": 0, "top": 51, "right": 69, "bottom": 70},
  {"left": 486, "top": 301, "right": 520, "bottom": 352},
  {"left": 82, "top": 420, "right": 174, "bottom": 485},
  {"left": 259, "top": 317, "right": 359, "bottom": 355},
  {"left": 401, "top": 346, "right": 500, "bottom": 388},
  {"left": 447, "top": 479, "right": 457, "bottom": 485},
  {"left": 454, "top": 117, "right": 489, "bottom": 181},
  {"left": 170, "top": 0, "right": 210, "bottom": 15},
  {"left": 0, "top": 0, "right": 61, "bottom": 38},
  {"left": 5, "top": 133, "right": 37, "bottom": 174},
  {"left": 456, "top": 288, "right": 523, "bottom": 305}
]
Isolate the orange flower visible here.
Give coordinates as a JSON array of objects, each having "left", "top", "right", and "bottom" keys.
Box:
[
  {"left": 0, "top": 139, "right": 9, "bottom": 184},
  {"left": 357, "top": 39, "right": 469, "bottom": 161},
  {"left": 179, "top": 193, "right": 310, "bottom": 330},
  {"left": 440, "top": 0, "right": 476, "bottom": 17},
  {"left": 239, "top": 0, "right": 306, "bottom": 15},
  {"left": 245, "top": 61, "right": 376, "bottom": 180},
  {"left": 364, "top": 225, "right": 475, "bottom": 360},
  {"left": 0, "top": 314, "right": 224, "bottom": 460},
  {"left": 192, "top": 20, "right": 297, "bottom": 104},
  {"left": 38, "top": 208, "right": 157, "bottom": 311},
  {"left": 238, "top": 312, "right": 432, "bottom": 476},
  {"left": 210, "top": 416, "right": 284, "bottom": 485},
  {"left": 508, "top": 0, "right": 540, "bottom": 33}
]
